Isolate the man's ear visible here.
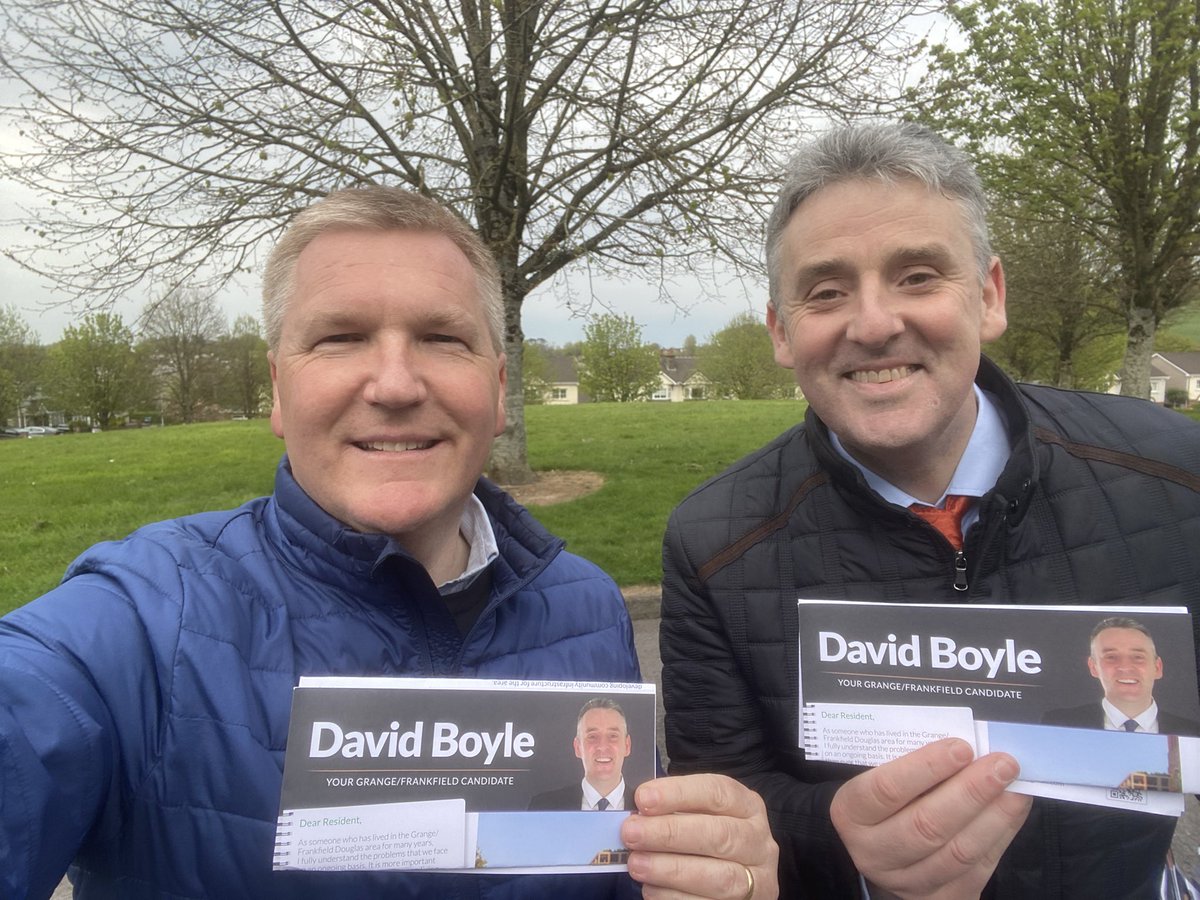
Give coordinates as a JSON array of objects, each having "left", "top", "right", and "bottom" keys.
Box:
[
  {"left": 268, "top": 351, "right": 284, "bottom": 440},
  {"left": 979, "top": 256, "right": 1008, "bottom": 344},
  {"left": 493, "top": 352, "right": 507, "bottom": 438},
  {"left": 1087, "top": 656, "right": 1100, "bottom": 679},
  {"left": 573, "top": 736, "right": 583, "bottom": 760},
  {"left": 766, "top": 303, "right": 796, "bottom": 369}
]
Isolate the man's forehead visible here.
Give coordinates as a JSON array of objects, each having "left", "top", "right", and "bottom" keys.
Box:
[
  {"left": 580, "top": 708, "right": 626, "bottom": 730},
  {"left": 787, "top": 174, "right": 943, "bottom": 218},
  {"left": 284, "top": 229, "right": 485, "bottom": 324},
  {"left": 297, "top": 227, "right": 473, "bottom": 279},
  {"left": 1092, "top": 627, "right": 1155, "bottom": 653},
  {"left": 779, "top": 180, "right": 971, "bottom": 266}
]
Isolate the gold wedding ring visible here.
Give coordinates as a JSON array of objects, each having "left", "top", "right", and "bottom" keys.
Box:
[{"left": 740, "top": 863, "right": 755, "bottom": 900}]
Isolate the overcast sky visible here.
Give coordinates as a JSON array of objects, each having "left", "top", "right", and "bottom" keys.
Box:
[{"left": 1, "top": 238, "right": 767, "bottom": 350}]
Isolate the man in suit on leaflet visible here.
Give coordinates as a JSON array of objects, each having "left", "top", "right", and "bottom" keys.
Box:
[
  {"left": 529, "top": 698, "right": 639, "bottom": 811},
  {"left": 659, "top": 120, "right": 1200, "bottom": 899},
  {"left": 1044, "top": 616, "right": 1200, "bottom": 737}
]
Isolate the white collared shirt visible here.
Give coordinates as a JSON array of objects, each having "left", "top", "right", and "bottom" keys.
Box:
[
  {"left": 580, "top": 777, "right": 627, "bottom": 811},
  {"left": 830, "top": 385, "right": 1012, "bottom": 541},
  {"left": 437, "top": 494, "right": 499, "bottom": 594},
  {"left": 1102, "top": 698, "right": 1159, "bottom": 733}
]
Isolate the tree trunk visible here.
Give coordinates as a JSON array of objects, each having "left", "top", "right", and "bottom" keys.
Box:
[
  {"left": 487, "top": 292, "right": 536, "bottom": 485},
  {"left": 1053, "top": 353, "right": 1074, "bottom": 389},
  {"left": 1118, "top": 306, "right": 1157, "bottom": 399}
]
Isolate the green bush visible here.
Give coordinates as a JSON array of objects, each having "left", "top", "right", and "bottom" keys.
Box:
[{"left": 1166, "top": 388, "right": 1191, "bottom": 409}]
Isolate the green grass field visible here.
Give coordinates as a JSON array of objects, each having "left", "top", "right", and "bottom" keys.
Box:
[
  {"left": 1162, "top": 306, "right": 1200, "bottom": 346},
  {"left": 0, "top": 402, "right": 806, "bottom": 615}
]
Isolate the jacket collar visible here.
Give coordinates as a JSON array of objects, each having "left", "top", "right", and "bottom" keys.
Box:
[{"left": 263, "top": 456, "right": 563, "bottom": 603}]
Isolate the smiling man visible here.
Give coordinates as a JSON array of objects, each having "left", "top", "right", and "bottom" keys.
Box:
[
  {"left": 659, "top": 122, "right": 1200, "bottom": 899},
  {"left": 0, "top": 186, "right": 778, "bottom": 900},
  {"left": 1044, "top": 617, "right": 1200, "bottom": 737},
  {"left": 530, "top": 698, "right": 636, "bottom": 811}
]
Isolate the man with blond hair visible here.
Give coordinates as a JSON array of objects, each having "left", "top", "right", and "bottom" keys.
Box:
[{"left": 0, "top": 185, "right": 777, "bottom": 899}]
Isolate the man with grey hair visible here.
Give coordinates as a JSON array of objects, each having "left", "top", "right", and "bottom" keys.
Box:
[
  {"left": 660, "top": 121, "right": 1200, "bottom": 898},
  {"left": 0, "top": 185, "right": 778, "bottom": 899}
]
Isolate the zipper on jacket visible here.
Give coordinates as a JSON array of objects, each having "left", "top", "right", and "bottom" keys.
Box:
[{"left": 953, "top": 550, "right": 968, "bottom": 592}]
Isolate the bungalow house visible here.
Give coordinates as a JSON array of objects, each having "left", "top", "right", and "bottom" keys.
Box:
[
  {"left": 542, "top": 351, "right": 583, "bottom": 405},
  {"left": 1151, "top": 351, "right": 1200, "bottom": 406},
  {"left": 653, "top": 349, "right": 710, "bottom": 402},
  {"left": 6, "top": 388, "right": 67, "bottom": 429},
  {"left": 1147, "top": 358, "right": 1171, "bottom": 405}
]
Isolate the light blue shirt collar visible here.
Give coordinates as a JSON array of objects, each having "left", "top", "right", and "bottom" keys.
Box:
[
  {"left": 830, "top": 385, "right": 1011, "bottom": 536},
  {"left": 437, "top": 493, "right": 499, "bottom": 593}
]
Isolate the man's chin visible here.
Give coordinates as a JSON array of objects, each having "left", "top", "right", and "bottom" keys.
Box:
[
  {"left": 337, "top": 495, "right": 462, "bottom": 542},
  {"left": 1108, "top": 692, "right": 1151, "bottom": 707}
]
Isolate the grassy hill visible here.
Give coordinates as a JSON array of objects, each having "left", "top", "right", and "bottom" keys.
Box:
[{"left": 1161, "top": 305, "right": 1200, "bottom": 347}]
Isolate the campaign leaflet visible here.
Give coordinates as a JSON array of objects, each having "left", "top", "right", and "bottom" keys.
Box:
[
  {"left": 273, "top": 677, "right": 655, "bottom": 874},
  {"left": 796, "top": 601, "right": 1200, "bottom": 816}
]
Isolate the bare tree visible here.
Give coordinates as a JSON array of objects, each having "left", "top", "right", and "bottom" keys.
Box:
[
  {"left": 141, "top": 288, "right": 226, "bottom": 423},
  {"left": 1, "top": 0, "right": 928, "bottom": 479}
]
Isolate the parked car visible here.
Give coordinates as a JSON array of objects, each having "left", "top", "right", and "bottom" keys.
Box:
[{"left": 23, "top": 426, "right": 58, "bottom": 437}]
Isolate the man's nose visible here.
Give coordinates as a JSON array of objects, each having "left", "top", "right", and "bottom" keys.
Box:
[
  {"left": 845, "top": 280, "right": 904, "bottom": 347},
  {"left": 362, "top": 339, "right": 427, "bottom": 406}
]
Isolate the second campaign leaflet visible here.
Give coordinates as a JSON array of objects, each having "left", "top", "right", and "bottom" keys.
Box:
[{"left": 796, "top": 600, "right": 1200, "bottom": 815}]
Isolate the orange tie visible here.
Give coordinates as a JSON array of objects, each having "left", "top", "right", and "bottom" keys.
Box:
[{"left": 909, "top": 495, "right": 972, "bottom": 550}]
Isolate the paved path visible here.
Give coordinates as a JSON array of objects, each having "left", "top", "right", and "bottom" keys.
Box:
[{"left": 632, "top": 612, "right": 668, "bottom": 771}]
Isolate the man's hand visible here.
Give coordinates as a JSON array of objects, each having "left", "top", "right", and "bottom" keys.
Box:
[
  {"left": 830, "top": 738, "right": 1032, "bottom": 900},
  {"left": 620, "top": 773, "right": 778, "bottom": 900}
]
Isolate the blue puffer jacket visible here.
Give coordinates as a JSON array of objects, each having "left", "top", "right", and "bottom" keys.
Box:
[{"left": 0, "top": 459, "right": 643, "bottom": 899}]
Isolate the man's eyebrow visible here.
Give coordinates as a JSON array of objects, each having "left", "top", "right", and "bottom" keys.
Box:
[
  {"left": 420, "top": 306, "right": 483, "bottom": 335},
  {"left": 794, "top": 258, "right": 853, "bottom": 286},
  {"left": 888, "top": 244, "right": 957, "bottom": 269},
  {"left": 295, "top": 310, "right": 361, "bottom": 334},
  {"left": 791, "top": 244, "right": 958, "bottom": 288}
]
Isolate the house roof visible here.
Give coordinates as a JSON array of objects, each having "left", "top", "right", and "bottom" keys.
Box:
[
  {"left": 659, "top": 350, "right": 703, "bottom": 385},
  {"left": 1154, "top": 351, "right": 1200, "bottom": 376},
  {"left": 546, "top": 352, "right": 579, "bottom": 384},
  {"left": 1150, "top": 359, "right": 1174, "bottom": 379}
]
